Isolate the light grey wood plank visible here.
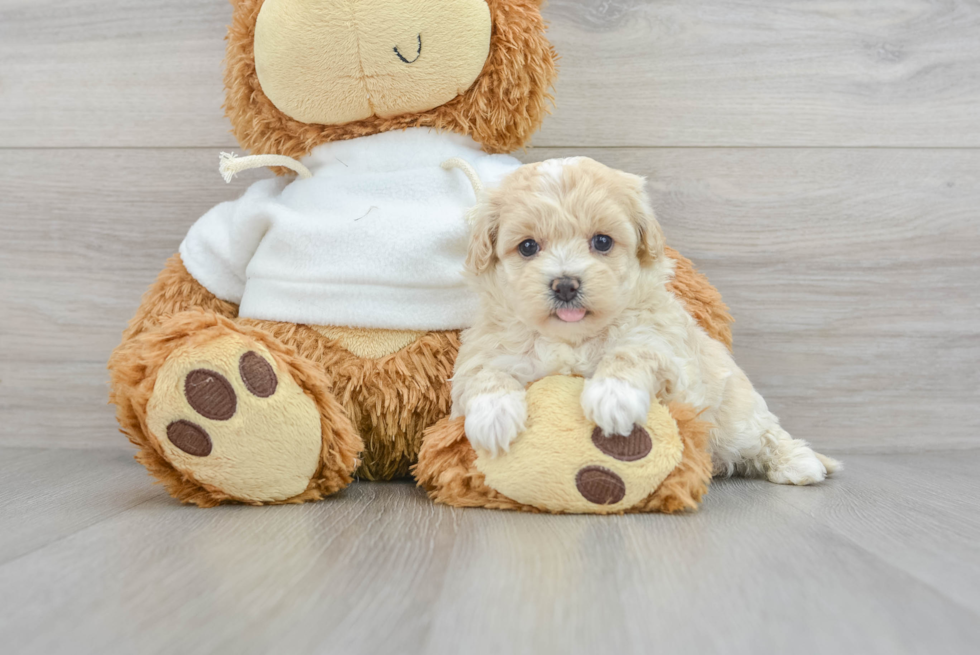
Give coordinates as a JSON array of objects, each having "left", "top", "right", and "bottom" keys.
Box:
[
  {"left": 2, "top": 147, "right": 977, "bottom": 451},
  {"left": 771, "top": 452, "right": 980, "bottom": 615},
  {"left": 422, "top": 472, "right": 980, "bottom": 655},
  {"left": 0, "top": 447, "right": 160, "bottom": 564},
  {"left": 2, "top": 0, "right": 980, "bottom": 148},
  {"left": 0, "top": 480, "right": 460, "bottom": 655},
  {"left": 0, "top": 447, "right": 51, "bottom": 467},
  {"left": 1, "top": 450, "right": 978, "bottom": 655},
  {"left": 538, "top": 0, "right": 980, "bottom": 147},
  {"left": 0, "top": 0, "right": 231, "bottom": 149}
]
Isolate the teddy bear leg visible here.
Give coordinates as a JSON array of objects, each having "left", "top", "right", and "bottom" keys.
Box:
[{"left": 110, "top": 312, "right": 361, "bottom": 506}]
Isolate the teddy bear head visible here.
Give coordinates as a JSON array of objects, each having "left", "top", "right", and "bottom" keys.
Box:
[{"left": 225, "top": 0, "right": 557, "bottom": 159}]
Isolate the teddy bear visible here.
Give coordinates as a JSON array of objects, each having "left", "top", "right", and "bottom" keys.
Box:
[{"left": 108, "top": 0, "right": 733, "bottom": 508}]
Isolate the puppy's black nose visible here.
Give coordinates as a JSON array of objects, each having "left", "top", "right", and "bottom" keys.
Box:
[{"left": 551, "top": 277, "right": 581, "bottom": 302}]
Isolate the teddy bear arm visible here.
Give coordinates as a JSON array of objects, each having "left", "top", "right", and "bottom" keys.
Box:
[{"left": 665, "top": 246, "right": 734, "bottom": 350}]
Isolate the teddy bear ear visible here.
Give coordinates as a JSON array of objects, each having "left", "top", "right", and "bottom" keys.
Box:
[{"left": 463, "top": 0, "right": 558, "bottom": 153}]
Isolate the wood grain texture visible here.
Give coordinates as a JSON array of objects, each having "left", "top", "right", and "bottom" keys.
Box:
[
  {"left": 2, "top": 0, "right": 980, "bottom": 148},
  {"left": 772, "top": 451, "right": 980, "bottom": 615},
  {"left": 2, "top": 147, "right": 977, "bottom": 451},
  {"left": 0, "top": 448, "right": 978, "bottom": 655},
  {"left": 538, "top": 0, "right": 980, "bottom": 147},
  {"left": 0, "top": 448, "right": 158, "bottom": 564}
]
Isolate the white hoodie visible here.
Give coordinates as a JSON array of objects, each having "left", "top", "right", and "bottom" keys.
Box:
[{"left": 179, "top": 129, "right": 521, "bottom": 330}]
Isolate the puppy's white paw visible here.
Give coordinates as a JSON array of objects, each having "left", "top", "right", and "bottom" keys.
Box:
[
  {"left": 581, "top": 377, "right": 650, "bottom": 437},
  {"left": 767, "top": 447, "right": 828, "bottom": 486},
  {"left": 464, "top": 392, "right": 527, "bottom": 457}
]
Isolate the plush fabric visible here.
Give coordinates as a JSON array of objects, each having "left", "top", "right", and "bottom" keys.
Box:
[
  {"left": 310, "top": 326, "right": 427, "bottom": 360},
  {"left": 145, "top": 332, "right": 324, "bottom": 503},
  {"left": 255, "top": 0, "right": 492, "bottom": 125},
  {"left": 108, "top": 302, "right": 363, "bottom": 508},
  {"left": 472, "top": 376, "right": 684, "bottom": 514},
  {"left": 179, "top": 129, "right": 521, "bottom": 330},
  {"left": 248, "top": 319, "right": 460, "bottom": 481},
  {"left": 415, "top": 397, "right": 713, "bottom": 514},
  {"left": 111, "top": 255, "right": 458, "bottom": 488},
  {"left": 225, "top": 0, "right": 558, "bottom": 159},
  {"left": 665, "top": 246, "right": 734, "bottom": 350}
]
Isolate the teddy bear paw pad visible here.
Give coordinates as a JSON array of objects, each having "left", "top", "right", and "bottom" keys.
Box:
[
  {"left": 146, "top": 336, "right": 322, "bottom": 503},
  {"left": 166, "top": 419, "right": 213, "bottom": 457},
  {"left": 591, "top": 425, "right": 653, "bottom": 462},
  {"left": 575, "top": 466, "right": 627, "bottom": 505}
]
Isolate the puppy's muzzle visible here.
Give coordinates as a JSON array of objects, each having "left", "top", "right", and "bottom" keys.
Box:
[{"left": 551, "top": 276, "right": 581, "bottom": 303}]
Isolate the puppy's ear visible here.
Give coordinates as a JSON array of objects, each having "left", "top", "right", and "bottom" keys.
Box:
[
  {"left": 621, "top": 173, "right": 664, "bottom": 266},
  {"left": 465, "top": 199, "right": 501, "bottom": 275}
]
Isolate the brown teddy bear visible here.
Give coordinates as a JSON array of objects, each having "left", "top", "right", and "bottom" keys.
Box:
[{"left": 108, "top": 0, "right": 732, "bottom": 508}]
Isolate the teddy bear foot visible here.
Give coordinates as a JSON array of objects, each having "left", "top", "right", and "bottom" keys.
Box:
[
  {"left": 417, "top": 376, "right": 714, "bottom": 514},
  {"left": 144, "top": 333, "right": 328, "bottom": 504}
]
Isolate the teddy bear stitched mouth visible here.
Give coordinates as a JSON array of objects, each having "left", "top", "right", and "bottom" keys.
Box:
[{"left": 394, "top": 34, "right": 422, "bottom": 64}]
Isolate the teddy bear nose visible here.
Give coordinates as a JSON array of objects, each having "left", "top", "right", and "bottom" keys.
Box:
[{"left": 551, "top": 277, "right": 581, "bottom": 302}]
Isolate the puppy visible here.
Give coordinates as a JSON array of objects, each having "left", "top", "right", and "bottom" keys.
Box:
[{"left": 451, "top": 157, "right": 840, "bottom": 485}]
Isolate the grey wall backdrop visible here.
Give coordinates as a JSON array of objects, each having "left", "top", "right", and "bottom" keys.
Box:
[{"left": 2, "top": 0, "right": 978, "bottom": 453}]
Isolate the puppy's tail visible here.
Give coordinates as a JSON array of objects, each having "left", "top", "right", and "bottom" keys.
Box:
[{"left": 442, "top": 158, "right": 485, "bottom": 199}]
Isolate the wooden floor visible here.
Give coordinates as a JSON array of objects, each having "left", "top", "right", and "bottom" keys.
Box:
[{"left": 0, "top": 447, "right": 977, "bottom": 655}]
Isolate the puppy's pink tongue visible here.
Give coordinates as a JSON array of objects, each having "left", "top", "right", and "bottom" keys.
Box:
[{"left": 556, "top": 308, "right": 587, "bottom": 323}]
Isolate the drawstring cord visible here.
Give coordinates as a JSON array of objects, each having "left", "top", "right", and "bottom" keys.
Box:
[
  {"left": 218, "top": 152, "right": 313, "bottom": 183},
  {"left": 441, "top": 157, "right": 485, "bottom": 197}
]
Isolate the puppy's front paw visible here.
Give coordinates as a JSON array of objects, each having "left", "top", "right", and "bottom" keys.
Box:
[
  {"left": 464, "top": 392, "right": 527, "bottom": 457},
  {"left": 581, "top": 377, "right": 650, "bottom": 437}
]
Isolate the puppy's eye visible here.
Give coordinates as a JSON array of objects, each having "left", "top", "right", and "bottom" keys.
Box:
[
  {"left": 592, "top": 234, "right": 614, "bottom": 253},
  {"left": 518, "top": 239, "right": 540, "bottom": 258}
]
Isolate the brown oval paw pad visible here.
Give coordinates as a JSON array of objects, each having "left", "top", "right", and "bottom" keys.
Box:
[
  {"left": 184, "top": 369, "right": 237, "bottom": 420},
  {"left": 166, "top": 420, "right": 213, "bottom": 457},
  {"left": 575, "top": 466, "right": 626, "bottom": 505},
  {"left": 591, "top": 425, "right": 653, "bottom": 462},
  {"left": 239, "top": 351, "right": 278, "bottom": 398}
]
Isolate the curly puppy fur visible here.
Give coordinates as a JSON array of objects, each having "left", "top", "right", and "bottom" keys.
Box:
[
  {"left": 451, "top": 158, "right": 840, "bottom": 484},
  {"left": 225, "top": 0, "right": 557, "bottom": 160},
  {"left": 415, "top": 402, "right": 712, "bottom": 514}
]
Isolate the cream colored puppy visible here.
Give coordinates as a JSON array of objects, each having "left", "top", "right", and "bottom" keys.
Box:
[{"left": 451, "top": 157, "right": 840, "bottom": 485}]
